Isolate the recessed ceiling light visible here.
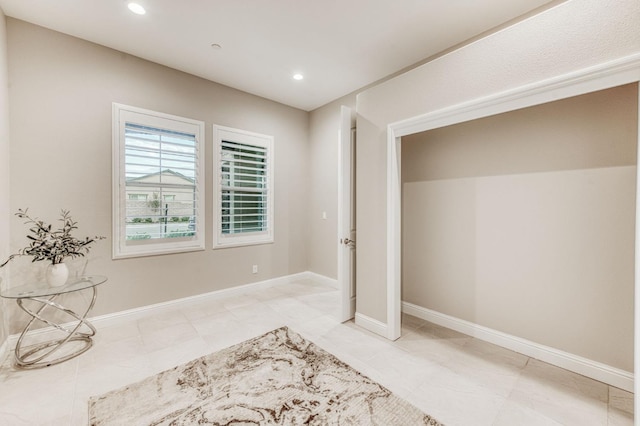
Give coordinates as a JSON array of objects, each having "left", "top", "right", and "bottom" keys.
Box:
[
  {"left": 127, "top": 3, "right": 146, "bottom": 15},
  {"left": 293, "top": 73, "right": 304, "bottom": 81},
  {"left": 211, "top": 43, "right": 222, "bottom": 50}
]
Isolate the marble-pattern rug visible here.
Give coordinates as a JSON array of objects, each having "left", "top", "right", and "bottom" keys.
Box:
[{"left": 89, "top": 326, "right": 442, "bottom": 425}]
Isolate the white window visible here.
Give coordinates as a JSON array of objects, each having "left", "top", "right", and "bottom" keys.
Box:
[
  {"left": 113, "top": 104, "right": 205, "bottom": 258},
  {"left": 213, "top": 125, "right": 274, "bottom": 248}
]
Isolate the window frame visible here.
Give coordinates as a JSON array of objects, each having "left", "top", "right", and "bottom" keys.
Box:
[
  {"left": 112, "top": 103, "right": 205, "bottom": 259},
  {"left": 213, "top": 124, "right": 274, "bottom": 249}
]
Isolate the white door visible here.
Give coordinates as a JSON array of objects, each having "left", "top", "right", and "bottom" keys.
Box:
[{"left": 338, "top": 105, "right": 356, "bottom": 321}]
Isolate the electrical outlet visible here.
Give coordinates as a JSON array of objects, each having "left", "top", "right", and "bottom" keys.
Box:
[
  {"left": 252, "top": 265, "right": 258, "bottom": 274},
  {"left": 322, "top": 211, "right": 327, "bottom": 220}
]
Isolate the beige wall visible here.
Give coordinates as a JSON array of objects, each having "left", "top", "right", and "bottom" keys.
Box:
[
  {"left": 402, "top": 84, "right": 637, "bottom": 371},
  {"left": 307, "top": 94, "right": 356, "bottom": 279},
  {"left": 5, "top": 19, "right": 310, "bottom": 331},
  {"left": 402, "top": 85, "right": 638, "bottom": 182},
  {"left": 356, "top": 0, "right": 640, "bottom": 326},
  {"left": 0, "top": 12, "right": 10, "bottom": 347}
]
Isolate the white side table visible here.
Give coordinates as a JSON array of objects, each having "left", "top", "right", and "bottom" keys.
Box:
[{"left": 0, "top": 275, "right": 107, "bottom": 369}]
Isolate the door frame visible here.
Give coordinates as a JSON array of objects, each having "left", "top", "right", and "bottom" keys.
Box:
[{"left": 386, "top": 53, "right": 640, "bottom": 389}]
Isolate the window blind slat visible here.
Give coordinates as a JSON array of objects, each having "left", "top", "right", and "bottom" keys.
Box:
[
  {"left": 221, "top": 140, "right": 266, "bottom": 151},
  {"left": 221, "top": 186, "right": 266, "bottom": 193},
  {"left": 221, "top": 158, "right": 266, "bottom": 168},
  {"left": 125, "top": 181, "right": 196, "bottom": 190},
  {"left": 126, "top": 138, "right": 197, "bottom": 151}
]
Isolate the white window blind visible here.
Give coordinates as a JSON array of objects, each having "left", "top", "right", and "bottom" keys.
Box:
[
  {"left": 214, "top": 125, "right": 273, "bottom": 248},
  {"left": 113, "top": 104, "right": 205, "bottom": 259},
  {"left": 221, "top": 140, "right": 268, "bottom": 234},
  {"left": 125, "top": 123, "right": 198, "bottom": 240}
]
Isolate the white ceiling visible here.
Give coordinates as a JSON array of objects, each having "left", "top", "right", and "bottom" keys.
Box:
[{"left": 0, "top": 0, "right": 557, "bottom": 111}]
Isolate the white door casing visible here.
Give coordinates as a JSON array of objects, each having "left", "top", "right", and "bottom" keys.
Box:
[{"left": 386, "top": 54, "right": 640, "bottom": 395}]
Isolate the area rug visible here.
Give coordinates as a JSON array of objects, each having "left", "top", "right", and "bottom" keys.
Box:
[{"left": 89, "top": 326, "right": 442, "bottom": 425}]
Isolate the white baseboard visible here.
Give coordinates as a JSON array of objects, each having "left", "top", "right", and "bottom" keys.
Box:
[
  {"left": 89, "top": 271, "right": 318, "bottom": 329},
  {"left": 355, "top": 312, "right": 388, "bottom": 337},
  {"left": 5, "top": 271, "right": 334, "bottom": 349},
  {"left": 5, "top": 277, "right": 629, "bottom": 392},
  {"left": 305, "top": 271, "right": 338, "bottom": 289},
  {"left": 402, "top": 301, "right": 634, "bottom": 392}
]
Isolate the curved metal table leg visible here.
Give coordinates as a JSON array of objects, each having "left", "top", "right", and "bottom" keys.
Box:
[{"left": 14, "top": 286, "right": 98, "bottom": 369}]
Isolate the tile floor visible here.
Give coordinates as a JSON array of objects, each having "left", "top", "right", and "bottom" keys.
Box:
[{"left": 0, "top": 279, "right": 634, "bottom": 425}]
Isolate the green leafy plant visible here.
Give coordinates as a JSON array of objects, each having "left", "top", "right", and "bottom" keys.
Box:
[
  {"left": 0, "top": 208, "right": 106, "bottom": 267},
  {"left": 147, "top": 192, "right": 161, "bottom": 212}
]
